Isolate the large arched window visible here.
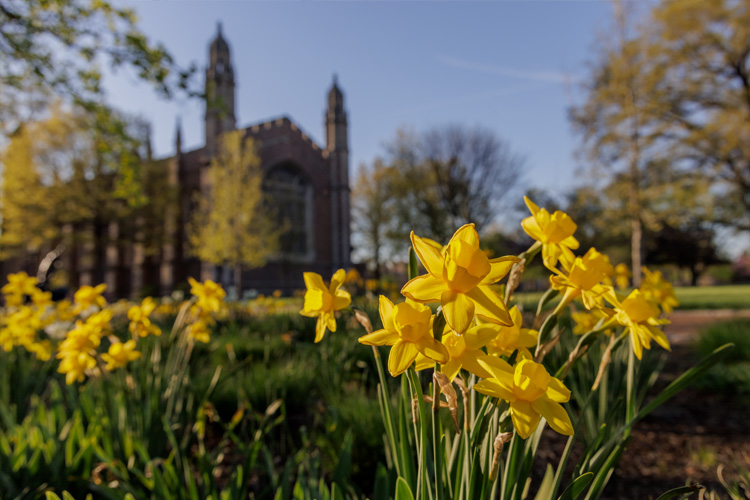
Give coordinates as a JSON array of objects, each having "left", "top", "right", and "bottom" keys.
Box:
[{"left": 264, "top": 163, "right": 313, "bottom": 260}]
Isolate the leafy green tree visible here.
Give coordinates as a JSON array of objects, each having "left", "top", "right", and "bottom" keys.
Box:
[
  {"left": 0, "top": 105, "right": 167, "bottom": 284},
  {"left": 1, "top": 0, "right": 196, "bottom": 201},
  {"left": 188, "top": 131, "right": 280, "bottom": 295},
  {"left": 643, "top": 0, "right": 750, "bottom": 231}
]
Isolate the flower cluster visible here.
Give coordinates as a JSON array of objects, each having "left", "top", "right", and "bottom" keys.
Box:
[
  {"left": 301, "top": 197, "right": 679, "bottom": 441},
  {"left": 1, "top": 273, "right": 227, "bottom": 384}
]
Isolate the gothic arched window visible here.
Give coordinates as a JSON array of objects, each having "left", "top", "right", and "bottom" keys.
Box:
[{"left": 264, "top": 163, "right": 314, "bottom": 260}]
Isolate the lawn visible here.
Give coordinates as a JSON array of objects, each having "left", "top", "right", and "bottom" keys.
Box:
[{"left": 513, "top": 284, "right": 750, "bottom": 311}]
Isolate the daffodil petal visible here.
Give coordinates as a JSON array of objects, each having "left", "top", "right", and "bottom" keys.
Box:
[
  {"left": 333, "top": 289, "right": 351, "bottom": 310},
  {"left": 304, "top": 272, "right": 326, "bottom": 291},
  {"left": 414, "top": 353, "right": 434, "bottom": 371},
  {"left": 411, "top": 232, "right": 444, "bottom": 277},
  {"left": 300, "top": 309, "right": 319, "bottom": 318},
  {"left": 481, "top": 256, "right": 521, "bottom": 285},
  {"left": 532, "top": 397, "right": 574, "bottom": 436},
  {"left": 388, "top": 341, "right": 419, "bottom": 376},
  {"left": 326, "top": 313, "right": 337, "bottom": 333},
  {"left": 461, "top": 352, "right": 493, "bottom": 379},
  {"left": 441, "top": 290, "right": 474, "bottom": 334},
  {"left": 402, "top": 274, "right": 450, "bottom": 303},
  {"left": 521, "top": 217, "right": 545, "bottom": 242},
  {"left": 648, "top": 325, "right": 671, "bottom": 351},
  {"left": 474, "top": 378, "right": 516, "bottom": 402},
  {"left": 545, "top": 377, "right": 571, "bottom": 403},
  {"left": 415, "top": 336, "right": 450, "bottom": 364},
  {"left": 314, "top": 316, "right": 328, "bottom": 343},
  {"left": 510, "top": 400, "right": 541, "bottom": 439},
  {"left": 630, "top": 329, "right": 644, "bottom": 360},
  {"left": 378, "top": 295, "right": 395, "bottom": 332},
  {"left": 329, "top": 268, "right": 346, "bottom": 292},
  {"left": 441, "top": 359, "right": 463, "bottom": 382},
  {"left": 448, "top": 224, "right": 479, "bottom": 249},
  {"left": 464, "top": 324, "right": 500, "bottom": 350},
  {"left": 359, "top": 328, "right": 399, "bottom": 346},
  {"left": 466, "top": 285, "right": 512, "bottom": 326},
  {"left": 477, "top": 355, "right": 514, "bottom": 379},
  {"left": 561, "top": 235, "right": 580, "bottom": 250},
  {"left": 524, "top": 196, "right": 540, "bottom": 215}
]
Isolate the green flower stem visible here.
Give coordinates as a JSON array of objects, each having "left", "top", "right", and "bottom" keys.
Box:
[
  {"left": 432, "top": 364, "right": 443, "bottom": 500},
  {"left": 408, "top": 367, "right": 429, "bottom": 500}
]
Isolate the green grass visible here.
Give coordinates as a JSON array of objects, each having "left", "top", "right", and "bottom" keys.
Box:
[
  {"left": 674, "top": 285, "right": 750, "bottom": 310},
  {"left": 694, "top": 319, "right": 750, "bottom": 395},
  {"left": 513, "top": 284, "right": 750, "bottom": 312}
]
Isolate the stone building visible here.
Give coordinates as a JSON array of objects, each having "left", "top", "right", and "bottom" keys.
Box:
[
  {"left": 153, "top": 24, "right": 352, "bottom": 296},
  {"left": 0, "top": 24, "right": 351, "bottom": 299}
]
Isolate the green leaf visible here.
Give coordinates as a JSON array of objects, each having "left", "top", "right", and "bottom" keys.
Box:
[
  {"left": 653, "top": 484, "right": 704, "bottom": 500},
  {"left": 45, "top": 494, "right": 62, "bottom": 500},
  {"left": 332, "top": 430, "right": 353, "bottom": 484},
  {"left": 408, "top": 247, "right": 419, "bottom": 280},
  {"left": 533, "top": 464, "right": 555, "bottom": 500},
  {"left": 331, "top": 483, "right": 345, "bottom": 500},
  {"left": 557, "top": 472, "right": 594, "bottom": 500},
  {"left": 395, "top": 477, "right": 415, "bottom": 500}
]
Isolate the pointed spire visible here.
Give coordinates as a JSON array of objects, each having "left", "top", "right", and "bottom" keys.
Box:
[{"left": 217, "top": 21, "right": 223, "bottom": 37}]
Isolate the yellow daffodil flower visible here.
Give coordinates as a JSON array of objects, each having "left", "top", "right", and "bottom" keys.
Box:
[
  {"left": 187, "top": 313, "right": 213, "bottom": 343},
  {"left": 641, "top": 267, "right": 679, "bottom": 315},
  {"left": 58, "top": 351, "right": 97, "bottom": 385},
  {"left": 300, "top": 269, "right": 351, "bottom": 343},
  {"left": 521, "top": 197, "right": 579, "bottom": 269},
  {"left": 475, "top": 357, "right": 574, "bottom": 439},
  {"left": 1, "top": 272, "right": 40, "bottom": 306},
  {"left": 73, "top": 284, "right": 107, "bottom": 314},
  {"left": 571, "top": 309, "right": 611, "bottom": 335},
  {"left": 359, "top": 296, "right": 449, "bottom": 377},
  {"left": 102, "top": 340, "right": 141, "bottom": 371},
  {"left": 613, "top": 263, "right": 631, "bottom": 291},
  {"left": 550, "top": 248, "right": 613, "bottom": 312},
  {"left": 27, "top": 340, "right": 53, "bottom": 361},
  {"left": 128, "top": 297, "right": 161, "bottom": 337},
  {"left": 188, "top": 277, "right": 227, "bottom": 313},
  {"left": 608, "top": 289, "right": 670, "bottom": 360},
  {"left": 486, "top": 306, "right": 538, "bottom": 357},
  {"left": 402, "top": 224, "right": 519, "bottom": 334},
  {"left": 415, "top": 322, "right": 500, "bottom": 380}
]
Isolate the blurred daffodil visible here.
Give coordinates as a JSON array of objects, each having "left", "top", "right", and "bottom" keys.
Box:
[
  {"left": 640, "top": 267, "right": 679, "bottom": 315},
  {"left": 402, "top": 224, "right": 519, "bottom": 334},
  {"left": 102, "top": 340, "right": 141, "bottom": 370},
  {"left": 300, "top": 269, "right": 351, "bottom": 342},
  {"left": 188, "top": 277, "right": 226, "bottom": 314},
  {"left": 608, "top": 289, "right": 670, "bottom": 360},
  {"left": 521, "top": 197, "right": 579, "bottom": 269},
  {"left": 550, "top": 248, "right": 613, "bottom": 312}
]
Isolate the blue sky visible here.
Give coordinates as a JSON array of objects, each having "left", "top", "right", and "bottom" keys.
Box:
[{"left": 104, "top": 1, "right": 615, "bottom": 198}]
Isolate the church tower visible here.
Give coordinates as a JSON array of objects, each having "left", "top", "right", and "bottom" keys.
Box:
[
  {"left": 325, "top": 75, "right": 351, "bottom": 271},
  {"left": 205, "top": 22, "right": 236, "bottom": 156}
]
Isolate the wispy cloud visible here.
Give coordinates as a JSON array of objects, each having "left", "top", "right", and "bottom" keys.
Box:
[{"left": 438, "top": 56, "right": 581, "bottom": 85}]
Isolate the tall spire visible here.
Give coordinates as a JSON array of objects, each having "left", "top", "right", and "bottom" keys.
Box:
[
  {"left": 205, "top": 22, "right": 236, "bottom": 155},
  {"left": 325, "top": 75, "right": 350, "bottom": 271}
]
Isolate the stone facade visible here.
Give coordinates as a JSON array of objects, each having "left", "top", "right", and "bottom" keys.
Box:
[{"left": 0, "top": 24, "right": 351, "bottom": 299}]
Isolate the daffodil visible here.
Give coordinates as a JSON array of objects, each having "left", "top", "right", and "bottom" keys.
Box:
[
  {"left": 300, "top": 269, "right": 351, "bottom": 342},
  {"left": 1, "top": 272, "right": 39, "bottom": 306},
  {"left": 73, "top": 284, "right": 107, "bottom": 314},
  {"left": 550, "top": 248, "right": 613, "bottom": 312},
  {"left": 571, "top": 309, "right": 610, "bottom": 335},
  {"left": 613, "top": 263, "right": 631, "bottom": 291},
  {"left": 608, "top": 289, "right": 670, "bottom": 360},
  {"left": 102, "top": 340, "right": 141, "bottom": 370},
  {"left": 128, "top": 297, "right": 161, "bottom": 337},
  {"left": 359, "top": 296, "right": 449, "bottom": 377},
  {"left": 416, "top": 322, "right": 500, "bottom": 380},
  {"left": 521, "top": 197, "right": 579, "bottom": 269},
  {"left": 475, "top": 357, "right": 574, "bottom": 439},
  {"left": 486, "top": 306, "right": 538, "bottom": 357},
  {"left": 188, "top": 277, "right": 227, "bottom": 313},
  {"left": 58, "top": 351, "right": 97, "bottom": 385},
  {"left": 402, "top": 224, "right": 519, "bottom": 334},
  {"left": 640, "top": 267, "right": 679, "bottom": 315}
]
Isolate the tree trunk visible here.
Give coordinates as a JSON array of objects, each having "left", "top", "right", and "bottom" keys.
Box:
[
  {"left": 631, "top": 214, "right": 642, "bottom": 288},
  {"left": 234, "top": 261, "right": 242, "bottom": 300}
]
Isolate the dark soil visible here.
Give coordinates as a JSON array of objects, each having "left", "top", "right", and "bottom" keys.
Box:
[{"left": 602, "top": 310, "right": 750, "bottom": 500}]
